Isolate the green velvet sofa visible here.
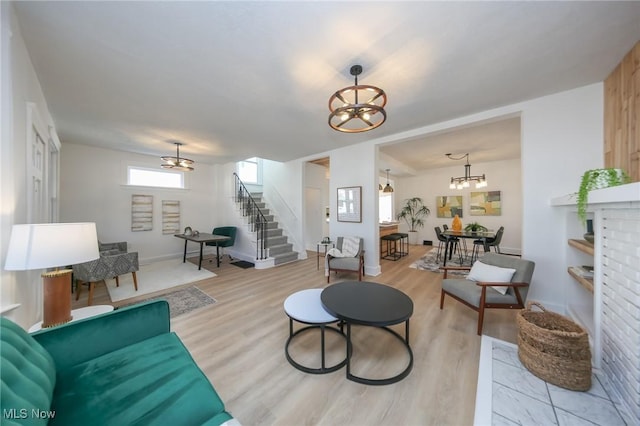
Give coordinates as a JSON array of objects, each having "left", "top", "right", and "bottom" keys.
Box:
[{"left": 1, "top": 300, "right": 238, "bottom": 426}]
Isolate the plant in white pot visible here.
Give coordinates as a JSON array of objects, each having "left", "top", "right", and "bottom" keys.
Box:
[
  {"left": 577, "top": 168, "right": 630, "bottom": 226},
  {"left": 397, "top": 197, "right": 430, "bottom": 245}
]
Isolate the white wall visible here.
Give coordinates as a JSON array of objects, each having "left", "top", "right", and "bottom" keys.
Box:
[
  {"left": 520, "top": 83, "right": 604, "bottom": 311},
  {"left": 329, "top": 142, "right": 381, "bottom": 276},
  {"left": 59, "top": 143, "right": 218, "bottom": 263},
  {"left": 393, "top": 158, "right": 522, "bottom": 253},
  {"left": 1, "top": 5, "right": 62, "bottom": 327}
]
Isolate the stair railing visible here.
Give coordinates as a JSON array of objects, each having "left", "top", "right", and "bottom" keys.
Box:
[{"left": 233, "top": 173, "right": 268, "bottom": 260}]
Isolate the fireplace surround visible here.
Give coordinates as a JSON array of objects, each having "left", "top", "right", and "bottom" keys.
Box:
[{"left": 552, "top": 182, "right": 640, "bottom": 422}]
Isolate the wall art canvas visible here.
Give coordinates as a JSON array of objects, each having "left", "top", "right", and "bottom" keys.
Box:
[
  {"left": 436, "top": 196, "right": 463, "bottom": 218},
  {"left": 162, "top": 200, "right": 180, "bottom": 234},
  {"left": 337, "top": 186, "right": 362, "bottom": 222},
  {"left": 470, "top": 191, "right": 502, "bottom": 216},
  {"left": 131, "top": 194, "right": 153, "bottom": 231}
]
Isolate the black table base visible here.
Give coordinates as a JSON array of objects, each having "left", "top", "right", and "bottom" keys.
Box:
[
  {"left": 285, "top": 318, "right": 350, "bottom": 375},
  {"left": 345, "top": 321, "right": 413, "bottom": 386}
]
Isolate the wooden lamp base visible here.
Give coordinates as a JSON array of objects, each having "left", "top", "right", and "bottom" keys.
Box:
[{"left": 42, "top": 269, "right": 73, "bottom": 328}]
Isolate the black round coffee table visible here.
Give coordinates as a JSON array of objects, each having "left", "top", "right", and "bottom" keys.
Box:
[{"left": 321, "top": 281, "right": 414, "bottom": 385}]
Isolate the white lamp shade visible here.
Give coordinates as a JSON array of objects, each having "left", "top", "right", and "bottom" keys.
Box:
[{"left": 4, "top": 223, "right": 99, "bottom": 270}]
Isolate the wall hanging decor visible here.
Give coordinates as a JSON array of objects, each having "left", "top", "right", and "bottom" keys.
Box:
[
  {"left": 470, "top": 191, "right": 502, "bottom": 216},
  {"left": 337, "top": 186, "right": 362, "bottom": 222},
  {"left": 436, "top": 196, "right": 463, "bottom": 218},
  {"left": 131, "top": 194, "right": 153, "bottom": 231},
  {"left": 162, "top": 200, "right": 180, "bottom": 234}
]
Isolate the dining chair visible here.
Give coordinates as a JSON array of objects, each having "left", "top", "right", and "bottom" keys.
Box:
[
  {"left": 435, "top": 227, "right": 463, "bottom": 264},
  {"left": 442, "top": 224, "right": 467, "bottom": 259},
  {"left": 487, "top": 226, "right": 504, "bottom": 253},
  {"left": 471, "top": 227, "right": 504, "bottom": 263},
  {"left": 434, "top": 227, "right": 449, "bottom": 261}
]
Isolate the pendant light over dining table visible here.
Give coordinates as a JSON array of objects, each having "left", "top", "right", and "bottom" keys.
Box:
[
  {"left": 328, "top": 65, "right": 387, "bottom": 133},
  {"left": 161, "top": 142, "right": 194, "bottom": 172},
  {"left": 383, "top": 169, "right": 394, "bottom": 193},
  {"left": 446, "top": 153, "right": 487, "bottom": 189}
]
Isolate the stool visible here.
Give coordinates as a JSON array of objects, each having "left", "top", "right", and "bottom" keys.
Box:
[
  {"left": 381, "top": 234, "right": 402, "bottom": 261},
  {"left": 391, "top": 232, "right": 409, "bottom": 256},
  {"left": 284, "top": 289, "right": 348, "bottom": 374}
]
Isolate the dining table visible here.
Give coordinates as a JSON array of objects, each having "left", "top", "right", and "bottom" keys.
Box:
[{"left": 442, "top": 229, "right": 496, "bottom": 266}]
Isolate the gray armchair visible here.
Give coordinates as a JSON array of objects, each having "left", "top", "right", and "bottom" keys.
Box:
[
  {"left": 440, "top": 253, "right": 535, "bottom": 335},
  {"left": 326, "top": 237, "right": 365, "bottom": 283},
  {"left": 73, "top": 241, "right": 139, "bottom": 305}
]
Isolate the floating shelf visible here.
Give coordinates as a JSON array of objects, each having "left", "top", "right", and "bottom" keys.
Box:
[
  {"left": 568, "top": 239, "right": 594, "bottom": 256},
  {"left": 568, "top": 267, "right": 594, "bottom": 294}
]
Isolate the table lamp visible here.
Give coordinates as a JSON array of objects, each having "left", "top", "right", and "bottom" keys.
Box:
[{"left": 4, "top": 222, "right": 99, "bottom": 328}]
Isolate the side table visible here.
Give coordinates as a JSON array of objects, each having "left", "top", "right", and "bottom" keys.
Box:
[
  {"left": 317, "top": 241, "right": 335, "bottom": 270},
  {"left": 29, "top": 305, "right": 114, "bottom": 332}
]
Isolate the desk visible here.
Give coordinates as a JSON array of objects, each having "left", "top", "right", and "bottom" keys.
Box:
[
  {"left": 29, "top": 305, "right": 114, "bottom": 332},
  {"left": 442, "top": 230, "right": 495, "bottom": 266},
  {"left": 174, "top": 233, "right": 231, "bottom": 269},
  {"left": 321, "top": 281, "right": 413, "bottom": 385}
]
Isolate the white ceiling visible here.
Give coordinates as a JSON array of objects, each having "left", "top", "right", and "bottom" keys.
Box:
[{"left": 13, "top": 1, "right": 640, "bottom": 170}]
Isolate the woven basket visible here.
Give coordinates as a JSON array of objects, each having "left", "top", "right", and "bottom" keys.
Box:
[{"left": 517, "top": 302, "right": 592, "bottom": 391}]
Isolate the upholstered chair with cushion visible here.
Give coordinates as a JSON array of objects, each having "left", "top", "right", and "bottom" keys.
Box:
[
  {"left": 206, "top": 226, "right": 237, "bottom": 262},
  {"left": 440, "top": 253, "right": 535, "bottom": 335},
  {"left": 73, "top": 242, "right": 139, "bottom": 305},
  {"left": 326, "top": 237, "right": 365, "bottom": 283}
]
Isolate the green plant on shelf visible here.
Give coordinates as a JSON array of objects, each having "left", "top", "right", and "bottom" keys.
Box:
[{"left": 577, "top": 168, "right": 630, "bottom": 226}]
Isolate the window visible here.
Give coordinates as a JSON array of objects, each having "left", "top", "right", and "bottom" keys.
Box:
[
  {"left": 379, "top": 192, "right": 394, "bottom": 222},
  {"left": 128, "top": 166, "right": 184, "bottom": 189},
  {"left": 237, "top": 157, "right": 261, "bottom": 184}
]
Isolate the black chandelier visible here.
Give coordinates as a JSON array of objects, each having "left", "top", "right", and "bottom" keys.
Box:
[
  {"left": 161, "top": 142, "right": 194, "bottom": 172},
  {"left": 446, "top": 153, "right": 487, "bottom": 190},
  {"left": 328, "top": 65, "right": 387, "bottom": 133}
]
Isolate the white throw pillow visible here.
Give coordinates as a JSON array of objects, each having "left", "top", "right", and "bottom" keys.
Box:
[{"left": 466, "top": 261, "right": 516, "bottom": 295}]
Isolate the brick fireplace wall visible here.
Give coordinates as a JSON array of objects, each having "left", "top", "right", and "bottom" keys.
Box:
[{"left": 601, "top": 206, "right": 640, "bottom": 422}]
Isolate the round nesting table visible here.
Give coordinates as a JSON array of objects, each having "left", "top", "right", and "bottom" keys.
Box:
[
  {"left": 321, "top": 281, "right": 414, "bottom": 385},
  {"left": 283, "top": 288, "right": 348, "bottom": 374}
]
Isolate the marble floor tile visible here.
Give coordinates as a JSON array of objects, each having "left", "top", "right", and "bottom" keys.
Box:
[
  {"left": 476, "top": 336, "right": 632, "bottom": 426},
  {"left": 548, "top": 386, "right": 626, "bottom": 426},
  {"left": 492, "top": 358, "right": 549, "bottom": 403},
  {"left": 492, "top": 382, "right": 558, "bottom": 425}
]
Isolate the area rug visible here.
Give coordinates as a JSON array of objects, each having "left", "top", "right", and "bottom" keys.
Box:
[
  {"left": 120, "top": 286, "right": 217, "bottom": 318},
  {"left": 231, "top": 260, "right": 254, "bottom": 269},
  {"left": 410, "top": 249, "right": 482, "bottom": 275},
  {"left": 106, "top": 258, "right": 216, "bottom": 302}
]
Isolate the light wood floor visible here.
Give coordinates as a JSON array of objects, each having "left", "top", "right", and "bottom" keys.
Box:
[{"left": 73, "top": 245, "right": 518, "bottom": 426}]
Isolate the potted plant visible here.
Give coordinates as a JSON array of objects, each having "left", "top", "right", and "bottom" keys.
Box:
[
  {"left": 397, "top": 197, "right": 430, "bottom": 244},
  {"left": 577, "top": 168, "right": 630, "bottom": 225},
  {"left": 464, "top": 222, "right": 488, "bottom": 233}
]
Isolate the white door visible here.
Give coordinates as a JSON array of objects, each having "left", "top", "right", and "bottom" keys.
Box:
[{"left": 28, "top": 129, "right": 46, "bottom": 223}]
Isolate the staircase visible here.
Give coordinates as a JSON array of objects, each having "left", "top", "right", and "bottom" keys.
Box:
[
  {"left": 248, "top": 193, "right": 299, "bottom": 265},
  {"left": 232, "top": 173, "right": 298, "bottom": 266}
]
